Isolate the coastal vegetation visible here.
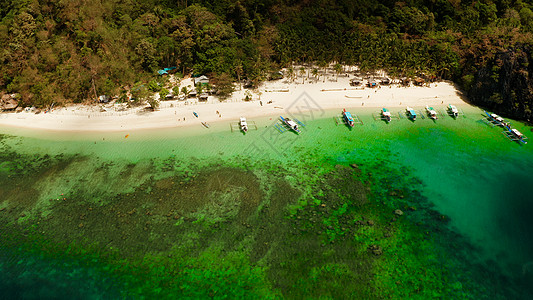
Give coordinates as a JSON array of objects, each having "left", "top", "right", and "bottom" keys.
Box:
[{"left": 0, "top": 0, "right": 532, "bottom": 119}]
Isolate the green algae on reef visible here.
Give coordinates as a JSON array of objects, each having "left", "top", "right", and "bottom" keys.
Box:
[{"left": 1, "top": 108, "right": 533, "bottom": 298}]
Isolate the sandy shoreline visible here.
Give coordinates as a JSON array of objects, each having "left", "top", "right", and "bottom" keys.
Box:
[{"left": 0, "top": 76, "right": 469, "bottom": 133}]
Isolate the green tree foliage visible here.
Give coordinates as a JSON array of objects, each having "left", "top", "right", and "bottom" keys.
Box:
[
  {"left": 0, "top": 0, "right": 531, "bottom": 119},
  {"left": 212, "top": 73, "right": 234, "bottom": 100}
]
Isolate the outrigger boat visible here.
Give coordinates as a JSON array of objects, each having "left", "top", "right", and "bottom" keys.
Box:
[
  {"left": 342, "top": 109, "right": 355, "bottom": 127},
  {"left": 504, "top": 128, "right": 528, "bottom": 144},
  {"left": 448, "top": 104, "right": 459, "bottom": 118},
  {"left": 511, "top": 129, "right": 527, "bottom": 144},
  {"left": 201, "top": 121, "right": 209, "bottom": 128},
  {"left": 406, "top": 106, "right": 417, "bottom": 120},
  {"left": 193, "top": 111, "right": 199, "bottom": 118},
  {"left": 280, "top": 116, "right": 300, "bottom": 133},
  {"left": 484, "top": 111, "right": 510, "bottom": 127},
  {"left": 240, "top": 117, "right": 248, "bottom": 133},
  {"left": 381, "top": 108, "right": 392, "bottom": 122},
  {"left": 425, "top": 105, "right": 438, "bottom": 120}
]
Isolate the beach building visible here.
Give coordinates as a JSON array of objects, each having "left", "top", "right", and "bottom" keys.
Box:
[
  {"left": 350, "top": 78, "right": 362, "bottom": 86},
  {"left": 199, "top": 93, "right": 209, "bottom": 102},
  {"left": 414, "top": 78, "right": 425, "bottom": 86},
  {"left": 367, "top": 80, "right": 378, "bottom": 88},
  {"left": 165, "top": 92, "right": 175, "bottom": 100},
  {"left": 98, "top": 95, "right": 110, "bottom": 103},
  {"left": 380, "top": 77, "right": 391, "bottom": 85},
  {"left": 194, "top": 75, "right": 209, "bottom": 85}
]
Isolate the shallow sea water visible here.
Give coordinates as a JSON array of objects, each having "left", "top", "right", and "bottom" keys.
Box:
[{"left": 1, "top": 105, "right": 532, "bottom": 298}]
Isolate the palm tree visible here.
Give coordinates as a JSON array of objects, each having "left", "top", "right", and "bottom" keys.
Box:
[
  {"left": 318, "top": 60, "right": 327, "bottom": 82},
  {"left": 334, "top": 63, "right": 342, "bottom": 82},
  {"left": 299, "top": 66, "right": 305, "bottom": 84},
  {"left": 235, "top": 64, "right": 243, "bottom": 90},
  {"left": 181, "top": 86, "right": 189, "bottom": 98},
  {"left": 287, "top": 66, "right": 294, "bottom": 83},
  {"left": 312, "top": 68, "right": 319, "bottom": 81}
]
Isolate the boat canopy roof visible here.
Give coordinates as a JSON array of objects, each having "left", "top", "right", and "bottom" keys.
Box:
[
  {"left": 287, "top": 120, "right": 297, "bottom": 126},
  {"left": 408, "top": 109, "right": 416, "bottom": 116},
  {"left": 382, "top": 108, "right": 388, "bottom": 112},
  {"left": 344, "top": 111, "right": 354, "bottom": 121},
  {"left": 512, "top": 129, "right": 523, "bottom": 136}
]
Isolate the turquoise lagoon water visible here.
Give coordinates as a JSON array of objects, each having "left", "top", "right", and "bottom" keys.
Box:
[{"left": 1, "top": 105, "right": 533, "bottom": 298}]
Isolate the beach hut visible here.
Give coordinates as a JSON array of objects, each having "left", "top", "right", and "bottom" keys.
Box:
[
  {"left": 414, "top": 78, "right": 425, "bottom": 86},
  {"left": 199, "top": 93, "right": 209, "bottom": 102},
  {"left": 165, "top": 92, "right": 175, "bottom": 100},
  {"left": 194, "top": 75, "right": 209, "bottom": 85},
  {"left": 380, "top": 77, "right": 391, "bottom": 85},
  {"left": 367, "top": 80, "right": 378, "bottom": 88},
  {"left": 350, "top": 78, "right": 362, "bottom": 86},
  {"left": 98, "top": 95, "right": 110, "bottom": 103}
]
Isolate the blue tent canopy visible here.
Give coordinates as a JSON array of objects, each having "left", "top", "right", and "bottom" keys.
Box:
[{"left": 157, "top": 67, "right": 177, "bottom": 75}]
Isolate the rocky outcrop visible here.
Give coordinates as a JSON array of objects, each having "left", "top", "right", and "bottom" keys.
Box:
[
  {"left": 1, "top": 94, "right": 18, "bottom": 110},
  {"left": 466, "top": 45, "right": 533, "bottom": 121}
]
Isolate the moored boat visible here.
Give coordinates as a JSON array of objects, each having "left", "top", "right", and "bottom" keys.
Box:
[
  {"left": 201, "top": 121, "right": 209, "bottom": 128},
  {"left": 240, "top": 117, "right": 248, "bottom": 132},
  {"left": 426, "top": 105, "right": 437, "bottom": 119},
  {"left": 484, "top": 111, "right": 510, "bottom": 127},
  {"left": 280, "top": 116, "right": 300, "bottom": 133},
  {"left": 342, "top": 109, "right": 355, "bottom": 127},
  {"left": 448, "top": 104, "right": 459, "bottom": 118},
  {"left": 381, "top": 108, "right": 391, "bottom": 122},
  {"left": 511, "top": 128, "right": 527, "bottom": 144},
  {"left": 406, "top": 106, "right": 417, "bottom": 120}
]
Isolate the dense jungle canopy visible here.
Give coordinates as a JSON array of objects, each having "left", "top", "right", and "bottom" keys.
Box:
[{"left": 0, "top": 0, "right": 532, "bottom": 119}]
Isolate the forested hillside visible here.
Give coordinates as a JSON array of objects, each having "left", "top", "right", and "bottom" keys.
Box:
[{"left": 0, "top": 0, "right": 532, "bottom": 120}]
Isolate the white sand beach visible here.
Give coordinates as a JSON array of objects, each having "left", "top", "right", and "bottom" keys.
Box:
[{"left": 0, "top": 74, "right": 469, "bottom": 132}]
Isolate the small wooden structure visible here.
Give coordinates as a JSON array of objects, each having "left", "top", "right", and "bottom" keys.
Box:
[
  {"left": 414, "top": 78, "right": 425, "bottom": 86},
  {"left": 194, "top": 75, "right": 209, "bottom": 85},
  {"left": 199, "top": 93, "right": 209, "bottom": 102},
  {"left": 350, "top": 78, "right": 362, "bottom": 86}
]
